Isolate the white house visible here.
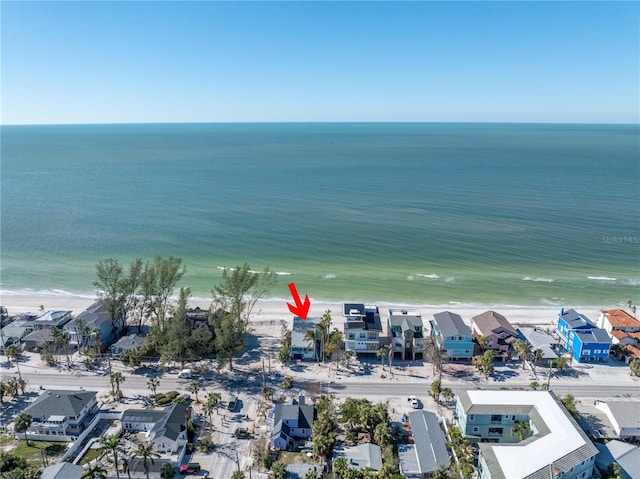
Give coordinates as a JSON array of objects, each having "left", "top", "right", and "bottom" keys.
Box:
[
  {"left": 23, "top": 390, "right": 98, "bottom": 442},
  {"left": 121, "top": 403, "right": 190, "bottom": 454}
]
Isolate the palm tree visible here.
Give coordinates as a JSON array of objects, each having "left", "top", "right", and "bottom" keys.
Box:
[
  {"left": 188, "top": 381, "right": 200, "bottom": 403},
  {"left": 51, "top": 328, "right": 70, "bottom": 367},
  {"left": 5, "top": 344, "right": 24, "bottom": 382},
  {"left": 0, "top": 382, "right": 5, "bottom": 404},
  {"left": 207, "top": 392, "right": 222, "bottom": 416},
  {"left": 81, "top": 462, "right": 108, "bottom": 479},
  {"left": 475, "top": 335, "right": 489, "bottom": 351},
  {"left": 98, "top": 434, "right": 123, "bottom": 479},
  {"left": 531, "top": 348, "right": 544, "bottom": 372},
  {"left": 231, "top": 472, "right": 246, "bottom": 479},
  {"left": 513, "top": 339, "right": 532, "bottom": 369},
  {"left": 132, "top": 442, "right": 159, "bottom": 479},
  {"left": 269, "top": 461, "right": 287, "bottom": 479},
  {"left": 333, "top": 457, "right": 348, "bottom": 477},
  {"left": 14, "top": 412, "right": 32, "bottom": 446},
  {"left": 147, "top": 377, "right": 160, "bottom": 396},
  {"left": 441, "top": 387, "right": 454, "bottom": 407},
  {"left": 304, "top": 328, "right": 318, "bottom": 362},
  {"left": 110, "top": 372, "right": 126, "bottom": 399},
  {"left": 74, "top": 317, "right": 86, "bottom": 354},
  {"left": 511, "top": 421, "right": 531, "bottom": 441}
]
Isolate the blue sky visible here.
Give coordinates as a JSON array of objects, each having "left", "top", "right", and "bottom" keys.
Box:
[{"left": 2, "top": 1, "right": 638, "bottom": 124}]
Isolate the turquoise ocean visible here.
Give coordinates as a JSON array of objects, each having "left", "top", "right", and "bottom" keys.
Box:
[{"left": 1, "top": 123, "right": 638, "bottom": 307}]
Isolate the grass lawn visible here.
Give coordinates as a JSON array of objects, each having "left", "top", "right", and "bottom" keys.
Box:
[
  {"left": 80, "top": 448, "right": 102, "bottom": 465},
  {"left": 8, "top": 439, "right": 68, "bottom": 466},
  {"left": 278, "top": 451, "right": 321, "bottom": 466}
]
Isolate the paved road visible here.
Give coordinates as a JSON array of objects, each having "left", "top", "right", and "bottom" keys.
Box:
[{"left": 13, "top": 368, "right": 640, "bottom": 401}]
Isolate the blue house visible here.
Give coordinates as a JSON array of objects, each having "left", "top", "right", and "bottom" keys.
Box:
[
  {"left": 557, "top": 308, "right": 611, "bottom": 363},
  {"left": 430, "top": 311, "right": 474, "bottom": 360}
]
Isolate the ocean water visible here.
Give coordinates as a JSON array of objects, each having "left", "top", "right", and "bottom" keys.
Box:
[{"left": 1, "top": 123, "right": 638, "bottom": 307}]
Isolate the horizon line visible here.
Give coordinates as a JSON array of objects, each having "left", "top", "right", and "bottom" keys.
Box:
[{"left": 2, "top": 120, "right": 639, "bottom": 127}]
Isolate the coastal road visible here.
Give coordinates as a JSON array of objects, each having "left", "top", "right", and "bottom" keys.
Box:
[{"left": 14, "top": 369, "right": 640, "bottom": 401}]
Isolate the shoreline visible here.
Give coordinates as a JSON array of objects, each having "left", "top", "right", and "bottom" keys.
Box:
[{"left": 0, "top": 292, "right": 610, "bottom": 326}]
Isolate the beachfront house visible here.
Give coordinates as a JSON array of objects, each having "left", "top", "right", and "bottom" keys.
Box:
[
  {"left": 454, "top": 390, "right": 598, "bottom": 479},
  {"left": 557, "top": 308, "right": 611, "bottom": 363},
  {"left": 343, "top": 303, "right": 383, "bottom": 355},
  {"left": 429, "top": 311, "right": 474, "bottom": 361},
  {"left": 290, "top": 316, "right": 322, "bottom": 361},
  {"left": 388, "top": 309, "right": 427, "bottom": 360},
  {"left": 516, "top": 327, "right": 561, "bottom": 367},
  {"left": 398, "top": 411, "right": 450, "bottom": 478},
  {"left": 269, "top": 395, "right": 316, "bottom": 451},
  {"left": 22, "top": 389, "right": 98, "bottom": 441},
  {"left": 110, "top": 333, "right": 147, "bottom": 358},
  {"left": 121, "top": 402, "right": 190, "bottom": 454},
  {"left": 597, "top": 309, "right": 640, "bottom": 364},
  {"left": 64, "top": 302, "right": 123, "bottom": 353},
  {"left": 471, "top": 310, "right": 517, "bottom": 360},
  {"left": 31, "top": 310, "right": 73, "bottom": 330}
]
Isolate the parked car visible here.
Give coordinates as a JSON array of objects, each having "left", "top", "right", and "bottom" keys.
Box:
[
  {"left": 228, "top": 395, "right": 238, "bottom": 411},
  {"left": 234, "top": 427, "right": 252, "bottom": 439},
  {"left": 408, "top": 396, "right": 420, "bottom": 409},
  {"left": 179, "top": 463, "right": 201, "bottom": 474}
]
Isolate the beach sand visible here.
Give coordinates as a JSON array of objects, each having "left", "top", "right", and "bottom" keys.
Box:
[{"left": 0, "top": 293, "right": 606, "bottom": 328}]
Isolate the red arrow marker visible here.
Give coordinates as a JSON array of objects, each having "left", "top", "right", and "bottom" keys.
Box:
[{"left": 287, "top": 282, "right": 310, "bottom": 320}]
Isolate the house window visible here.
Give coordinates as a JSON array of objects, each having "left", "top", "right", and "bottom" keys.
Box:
[
  {"left": 469, "top": 415, "right": 475, "bottom": 421},
  {"left": 488, "top": 427, "right": 503, "bottom": 436},
  {"left": 490, "top": 415, "right": 502, "bottom": 423},
  {"left": 458, "top": 336, "right": 463, "bottom": 341},
  {"left": 594, "top": 349, "right": 600, "bottom": 354},
  {"left": 583, "top": 350, "right": 591, "bottom": 355},
  {"left": 511, "top": 415, "right": 516, "bottom": 420},
  {"left": 472, "top": 427, "right": 479, "bottom": 433}
]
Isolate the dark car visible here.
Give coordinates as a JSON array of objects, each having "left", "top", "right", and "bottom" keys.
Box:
[
  {"left": 179, "top": 463, "right": 201, "bottom": 474},
  {"left": 234, "top": 427, "right": 252, "bottom": 439}
]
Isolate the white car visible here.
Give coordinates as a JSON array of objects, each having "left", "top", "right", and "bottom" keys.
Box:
[{"left": 408, "top": 396, "right": 420, "bottom": 408}]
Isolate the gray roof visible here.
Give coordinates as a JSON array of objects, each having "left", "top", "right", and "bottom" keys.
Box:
[
  {"left": 605, "top": 401, "right": 640, "bottom": 428},
  {"left": 335, "top": 443, "right": 383, "bottom": 471},
  {"left": 432, "top": 311, "right": 471, "bottom": 338},
  {"left": 407, "top": 411, "right": 449, "bottom": 473},
  {"left": 25, "top": 390, "right": 97, "bottom": 419},
  {"left": 559, "top": 308, "right": 595, "bottom": 329},
  {"left": 291, "top": 316, "right": 321, "bottom": 349},
  {"left": 457, "top": 390, "right": 598, "bottom": 479},
  {"left": 574, "top": 328, "right": 612, "bottom": 345},
  {"left": 595, "top": 441, "right": 640, "bottom": 479},
  {"left": 32, "top": 310, "right": 73, "bottom": 329},
  {"left": 472, "top": 311, "right": 516, "bottom": 337},
  {"left": 286, "top": 464, "right": 320, "bottom": 479},
  {"left": 110, "top": 333, "right": 146, "bottom": 352},
  {"left": 389, "top": 309, "right": 423, "bottom": 330},
  {"left": 273, "top": 403, "right": 316, "bottom": 430},
  {"left": 123, "top": 403, "right": 188, "bottom": 441},
  {"left": 65, "top": 302, "right": 111, "bottom": 330},
  {"left": 41, "top": 462, "right": 84, "bottom": 479},
  {"left": 517, "top": 328, "right": 559, "bottom": 360},
  {"left": 122, "top": 409, "right": 167, "bottom": 424},
  {"left": 22, "top": 328, "right": 54, "bottom": 344}
]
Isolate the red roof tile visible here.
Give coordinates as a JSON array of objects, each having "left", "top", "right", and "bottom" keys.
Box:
[{"left": 602, "top": 309, "right": 640, "bottom": 328}]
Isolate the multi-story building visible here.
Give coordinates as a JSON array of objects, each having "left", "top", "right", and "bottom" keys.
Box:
[
  {"left": 597, "top": 309, "right": 640, "bottom": 364},
  {"left": 455, "top": 390, "right": 598, "bottom": 479},
  {"left": 269, "top": 395, "right": 316, "bottom": 451},
  {"left": 557, "top": 308, "right": 611, "bottom": 363},
  {"left": 471, "top": 310, "right": 518, "bottom": 360},
  {"left": 388, "top": 309, "right": 427, "bottom": 360},
  {"left": 290, "top": 316, "right": 322, "bottom": 361},
  {"left": 23, "top": 389, "right": 98, "bottom": 441},
  {"left": 343, "top": 303, "right": 383, "bottom": 355},
  {"left": 430, "top": 311, "right": 474, "bottom": 360},
  {"left": 122, "top": 403, "right": 190, "bottom": 454}
]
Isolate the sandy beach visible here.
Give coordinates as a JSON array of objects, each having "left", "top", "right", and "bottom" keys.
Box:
[{"left": 0, "top": 293, "right": 607, "bottom": 329}]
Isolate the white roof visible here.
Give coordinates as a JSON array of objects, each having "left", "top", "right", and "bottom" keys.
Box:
[{"left": 466, "top": 390, "right": 587, "bottom": 479}]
